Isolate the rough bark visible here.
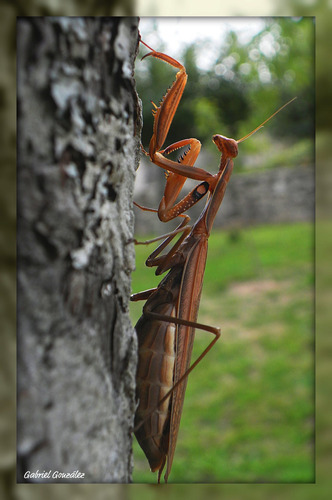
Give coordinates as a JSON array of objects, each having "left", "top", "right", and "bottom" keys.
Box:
[{"left": 17, "top": 17, "right": 141, "bottom": 483}]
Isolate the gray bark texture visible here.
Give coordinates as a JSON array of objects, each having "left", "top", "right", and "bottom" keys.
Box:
[{"left": 17, "top": 17, "right": 141, "bottom": 483}]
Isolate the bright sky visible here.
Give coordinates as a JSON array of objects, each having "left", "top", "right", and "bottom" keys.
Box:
[{"left": 139, "top": 18, "right": 269, "bottom": 70}]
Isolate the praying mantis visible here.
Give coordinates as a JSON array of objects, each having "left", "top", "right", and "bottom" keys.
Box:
[{"left": 131, "top": 38, "right": 295, "bottom": 483}]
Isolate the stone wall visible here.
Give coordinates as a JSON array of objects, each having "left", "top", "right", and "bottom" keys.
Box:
[{"left": 214, "top": 164, "right": 315, "bottom": 228}]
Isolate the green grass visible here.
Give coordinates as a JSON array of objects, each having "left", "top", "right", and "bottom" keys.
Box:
[{"left": 130, "top": 222, "right": 314, "bottom": 483}]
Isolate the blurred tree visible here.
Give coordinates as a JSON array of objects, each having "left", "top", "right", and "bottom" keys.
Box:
[{"left": 276, "top": 0, "right": 330, "bottom": 132}]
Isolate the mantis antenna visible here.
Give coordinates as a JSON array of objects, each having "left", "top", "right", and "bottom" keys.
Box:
[{"left": 237, "top": 97, "right": 297, "bottom": 144}]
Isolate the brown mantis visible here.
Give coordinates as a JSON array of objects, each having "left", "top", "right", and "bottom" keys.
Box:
[{"left": 131, "top": 38, "right": 295, "bottom": 483}]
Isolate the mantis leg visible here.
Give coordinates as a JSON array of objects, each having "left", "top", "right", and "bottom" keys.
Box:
[
  {"left": 140, "top": 40, "right": 217, "bottom": 221},
  {"left": 134, "top": 307, "right": 221, "bottom": 435},
  {"left": 130, "top": 288, "right": 157, "bottom": 302},
  {"left": 135, "top": 216, "right": 191, "bottom": 275}
]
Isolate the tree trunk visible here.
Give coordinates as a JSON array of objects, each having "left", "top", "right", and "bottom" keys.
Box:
[{"left": 17, "top": 17, "right": 141, "bottom": 483}]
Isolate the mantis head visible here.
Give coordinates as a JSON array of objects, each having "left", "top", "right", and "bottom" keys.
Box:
[{"left": 212, "top": 135, "right": 238, "bottom": 158}]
